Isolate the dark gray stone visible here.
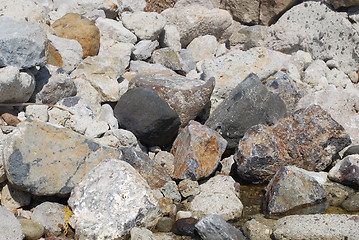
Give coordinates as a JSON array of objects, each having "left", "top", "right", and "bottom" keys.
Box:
[
  {"left": 195, "top": 214, "right": 246, "bottom": 240},
  {"left": 172, "top": 217, "right": 199, "bottom": 237},
  {"left": 343, "top": 145, "right": 359, "bottom": 158},
  {"left": 328, "top": 155, "right": 359, "bottom": 189},
  {"left": 206, "top": 73, "right": 287, "bottom": 149},
  {"left": 114, "top": 87, "right": 181, "bottom": 147}
]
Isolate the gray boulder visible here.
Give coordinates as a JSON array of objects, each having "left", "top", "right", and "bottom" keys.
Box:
[{"left": 0, "top": 206, "right": 24, "bottom": 240}]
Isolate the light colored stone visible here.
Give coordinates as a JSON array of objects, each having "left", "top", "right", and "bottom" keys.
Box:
[
  {"left": 200, "top": 175, "right": 239, "bottom": 197},
  {"left": 178, "top": 179, "right": 200, "bottom": 198},
  {"left": 122, "top": 11, "right": 167, "bottom": 40},
  {"left": 152, "top": 48, "right": 196, "bottom": 74},
  {"left": 129, "top": 61, "right": 176, "bottom": 76},
  {"left": 175, "top": 0, "right": 219, "bottom": 8},
  {"left": 187, "top": 35, "right": 218, "bottom": 62},
  {"left": 84, "top": 119, "right": 109, "bottom": 138},
  {"left": 25, "top": 105, "right": 49, "bottom": 122},
  {"left": 0, "top": 66, "right": 35, "bottom": 103},
  {"left": 97, "top": 104, "right": 118, "bottom": 130},
  {"left": 159, "top": 24, "right": 181, "bottom": 51},
  {"left": 1, "top": 183, "right": 31, "bottom": 213},
  {"left": 0, "top": 206, "right": 24, "bottom": 240},
  {"left": 153, "top": 151, "right": 175, "bottom": 177},
  {"left": 103, "top": 129, "right": 141, "bottom": 149},
  {"left": 122, "top": 0, "right": 146, "bottom": 12},
  {"left": 243, "top": 219, "right": 272, "bottom": 240},
  {"left": 95, "top": 17, "right": 137, "bottom": 45},
  {"left": 73, "top": 78, "right": 102, "bottom": 114},
  {"left": 176, "top": 211, "right": 192, "bottom": 220},
  {"left": 19, "top": 218, "right": 45, "bottom": 240},
  {"left": 68, "top": 159, "right": 161, "bottom": 240},
  {"left": 160, "top": 181, "right": 181, "bottom": 203},
  {"left": 130, "top": 227, "right": 155, "bottom": 240},
  {"left": 220, "top": 155, "right": 235, "bottom": 176},
  {"left": 302, "top": 60, "right": 329, "bottom": 90},
  {"left": 133, "top": 40, "right": 159, "bottom": 60}
]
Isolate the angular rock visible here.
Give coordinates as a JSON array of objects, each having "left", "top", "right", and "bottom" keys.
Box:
[
  {"left": 343, "top": 145, "right": 359, "bottom": 158},
  {"left": 68, "top": 159, "right": 161, "bottom": 240},
  {"left": 132, "top": 40, "right": 159, "bottom": 60},
  {"left": 220, "top": 0, "right": 260, "bottom": 24},
  {"left": 122, "top": 11, "right": 167, "bottom": 40},
  {"left": 195, "top": 214, "right": 246, "bottom": 240},
  {"left": 171, "top": 121, "right": 227, "bottom": 180},
  {"left": 175, "top": 0, "right": 220, "bottom": 9},
  {"left": 153, "top": 151, "right": 175, "bottom": 177},
  {"left": 0, "top": 66, "right": 35, "bottom": 103},
  {"left": 199, "top": 175, "right": 240, "bottom": 197},
  {"left": 178, "top": 179, "right": 200, "bottom": 198},
  {"left": 161, "top": 6, "right": 232, "bottom": 47},
  {"left": 52, "top": 13, "right": 100, "bottom": 59},
  {"left": 0, "top": 206, "right": 24, "bottom": 240},
  {"left": 156, "top": 216, "right": 175, "bottom": 232},
  {"left": 328, "top": 155, "right": 359, "bottom": 188},
  {"left": 242, "top": 219, "right": 272, "bottom": 240},
  {"left": 159, "top": 24, "right": 181, "bottom": 51},
  {"left": 260, "top": 0, "right": 300, "bottom": 25},
  {"left": 129, "top": 74, "right": 214, "bottom": 127},
  {"left": 273, "top": 214, "right": 359, "bottom": 240},
  {"left": 324, "top": 181, "right": 355, "bottom": 207},
  {"left": 152, "top": 48, "right": 195, "bottom": 74},
  {"left": 95, "top": 17, "right": 137, "bottom": 45},
  {"left": 186, "top": 35, "right": 218, "bottom": 62},
  {"left": 341, "top": 192, "right": 359, "bottom": 211},
  {"left": 3, "top": 121, "right": 120, "bottom": 195},
  {"left": 264, "top": 166, "right": 327, "bottom": 217},
  {"left": 129, "top": 61, "right": 176, "bottom": 76},
  {"left": 159, "top": 181, "right": 181, "bottom": 203},
  {"left": 236, "top": 105, "right": 351, "bottom": 183},
  {"left": 0, "top": 17, "right": 48, "bottom": 69},
  {"left": 206, "top": 73, "right": 287, "bottom": 149},
  {"left": 130, "top": 227, "right": 154, "bottom": 240},
  {"left": 25, "top": 104, "right": 50, "bottom": 122},
  {"left": 114, "top": 87, "right": 181, "bottom": 147},
  {"left": 1, "top": 183, "right": 31, "bottom": 213},
  {"left": 103, "top": 129, "right": 141, "bottom": 149}
]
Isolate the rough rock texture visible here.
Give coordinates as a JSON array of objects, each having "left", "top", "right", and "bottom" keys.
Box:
[
  {"left": 195, "top": 214, "right": 246, "bottom": 240},
  {"left": 1, "top": 183, "right": 31, "bottom": 212},
  {"left": 129, "top": 74, "right": 214, "bottom": 127},
  {"left": 0, "top": 17, "right": 48, "bottom": 69},
  {"left": 242, "top": 219, "right": 272, "bottom": 240},
  {"left": 159, "top": 24, "right": 181, "bottom": 51},
  {"left": 220, "top": 0, "right": 260, "bottom": 24},
  {"left": 0, "top": 206, "right": 24, "bottom": 240},
  {"left": 171, "top": 121, "right": 227, "bottom": 180},
  {"left": 324, "top": 181, "right": 355, "bottom": 207},
  {"left": 328, "top": 0, "right": 359, "bottom": 9},
  {"left": 260, "top": 0, "right": 300, "bottom": 25},
  {"left": 187, "top": 35, "right": 218, "bottom": 62},
  {"left": 236, "top": 105, "right": 351, "bottom": 183},
  {"left": 122, "top": 0, "right": 146, "bottom": 12},
  {"left": 273, "top": 214, "right": 359, "bottom": 240},
  {"left": 145, "top": 0, "right": 176, "bottom": 13},
  {"left": 52, "top": 13, "right": 100, "bottom": 59},
  {"left": 328, "top": 155, "right": 359, "bottom": 189},
  {"left": 95, "top": 17, "right": 137, "bottom": 45},
  {"left": 19, "top": 218, "right": 45, "bottom": 240},
  {"left": 206, "top": 73, "right": 287, "bottom": 149},
  {"left": 3, "top": 121, "right": 120, "bottom": 195},
  {"left": 178, "top": 179, "right": 200, "bottom": 198},
  {"left": 264, "top": 166, "right": 327, "bottom": 217},
  {"left": 114, "top": 87, "right": 181, "bottom": 147},
  {"left": 68, "top": 159, "right": 161, "bottom": 240},
  {"left": 133, "top": 40, "right": 159, "bottom": 60},
  {"left": 161, "top": 6, "right": 233, "bottom": 47},
  {"left": 152, "top": 48, "right": 196, "bottom": 74},
  {"left": 341, "top": 192, "right": 359, "bottom": 211}
]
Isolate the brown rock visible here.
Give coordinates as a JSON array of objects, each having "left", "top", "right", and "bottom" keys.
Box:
[
  {"left": 220, "top": 0, "right": 260, "bottom": 24},
  {"left": 1, "top": 113, "right": 20, "bottom": 126},
  {"left": 236, "top": 105, "right": 351, "bottom": 183},
  {"left": 260, "top": 0, "right": 300, "bottom": 25},
  {"left": 171, "top": 121, "right": 227, "bottom": 180},
  {"left": 145, "top": 0, "right": 177, "bottom": 13},
  {"left": 52, "top": 13, "right": 100, "bottom": 59},
  {"left": 129, "top": 74, "right": 214, "bottom": 127},
  {"left": 48, "top": 42, "right": 63, "bottom": 68}
]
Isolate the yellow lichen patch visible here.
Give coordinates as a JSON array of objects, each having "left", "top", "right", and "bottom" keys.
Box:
[{"left": 63, "top": 206, "right": 74, "bottom": 236}]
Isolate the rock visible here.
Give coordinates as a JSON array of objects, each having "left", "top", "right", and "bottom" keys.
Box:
[
  {"left": 343, "top": 145, "right": 359, "bottom": 158},
  {"left": 341, "top": 192, "right": 359, "bottom": 211},
  {"left": 153, "top": 151, "right": 175, "bottom": 177},
  {"left": 31, "top": 202, "right": 66, "bottom": 237},
  {"left": 19, "top": 218, "right": 45, "bottom": 240},
  {"left": 95, "top": 17, "right": 137, "bottom": 45},
  {"left": 176, "top": 211, "right": 193, "bottom": 220},
  {"left": 114, "top": 87, "right": 181, "bottom": 147},
  {"left": 236, "top": 104, "right": 351, "bottom": 183},
  {"left": 264, "top": 166, "right": 327, "bottom": 217},
  {"left": 3, "top": 121, "right": 120, "bottom": 196},
  {"left": 52, "top": 13, "right": 100, "bottom": 59},
  {"left": 1, "top": 113, "right": 21, "bottom": 127},
  {"left": 156, "top": 216, "right": 175, "bottom": 232},
  {"left": 302, "top": 60, "right": 330, "bottom": 90},
  {"left": 186, "top": 35, "right": 218, "bottom": 62},
  {"left": 324, "top": 181, "right": 356, "bottom": 206},
  {"left": 160, "top": 181, "right": 181, "bottom": 203},
  {"left": 71, "top": 55, "right": 127, "bottom": 102},
  {"left": 129, "top": 74, "right": 214, "bottom": 127},
  {"left": 0, "top": 206, "right": 24, "bottom": 240},
  {"left": 152, "top": 48, "right": 195, "bottom": 74},
  {"left": 328, "top": 155, "right": 359, "bottom": 188},
  {"left": 68, "top": 159, "right": 161, "bottom": 240},
  {"left": 175, "top": 0, "right": 219, "bottom": 9},
  {"left": 130, "top": 227, "right": 155, "bottom": 240},
  {"left": 103, "top": 129, "right": 141, "bottom": 149},
  {"left": 172, "top": 217, "right": 199, "bottom": 237},
  {"left": 145, "top": 0, "right": 176, "bottom": 13},
  {"left": 267, "top": 1, "right": 359, "bottom": 74},
  {"left": 220, "top": 0, "right": 260, "bottom": 24},
  {"left": 260, "top": 0, "right": 300, "bottom": 25},
  {"left": 1, "top": 183, "right": 31, "bottom": 213},
  {"left": 171, "top": 121, "right": 227, "bottom": 180},
  {"left": 133, "top": 40, "right": 159, "bottom": 60},
  {"left": 122, "top": 0, "right": 146, "bottom": 12},
  {"left": 199, "top": 175, "right": 240, "bottom": 197},
  {"left": 25, "top": 105, "right": 49, "bottom": 122},
  {"left": 273, "top": 214, "right": 359, "bottom": 240},
  {"left": 129, "top": 61, "right": 176, "bottom": 76},
  {"left": 122, "top": 11, "right": 167, "bottom": 40},
  {"left": 242, "top": 219, "right": 272, "bottom": 240},
  {"left": 0, "top": 17, "right": 48, "bottom": 69},
  {"left": 161, "top": 6, "right": 233, "bottom": 47},
  {"left": 328, "top": 0, "right": 359, "bottom": 9},
  {"left": 195, "top": 214, "right": 246, "bottom": 240},
  {"left": 206, "top": 73, "right": 287, "bottom": 149},
  {"left": 200, "top": 47, "right": 291, "bottom": 111},
  {"left": 0, "top": 66, "right": 35, "bottom": 103},
  {"left": 47, "top": 34, "right": 83, "bottom": 73},
  {"left": 158, "top": 197, "right": 176, "bottom": 217},
  {"left": 219, "top": 155, "right": 235, "bottom": 176},
  {"left": 178, "top": 179, "right": 200, "bottom": 198},
  {"left": 159, "top": 25, "right": 181, "bottom": 51}
]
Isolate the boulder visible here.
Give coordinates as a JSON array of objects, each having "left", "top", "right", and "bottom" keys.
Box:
[
  {"left": 236, "top": 105, "right": 351, "bottom": 183},
  {"left": 328, "top": 155, "right": 359, "bottom": 189},
  {"left": 220, "top": 0, "right": 260, "bottom": 24},
  {"left": 171, "top": 121, "right": 227, "bottom": 180},
  {"left": 68, "top": 159, "right": 161, "bottom": 240},
  {"left": 114, "top": 87, "right": 181, "bottom": 147},
  {"left": 152, "top": 48, "right": 196, "bottom": 74},
  {"left": 0, "top": 17, "right": 48, "bottom": 69},
  {"left": 206, "top": 73, "right": 287, "bottom": 149},
  {"left": 0, "top": 206, "right": 24, "bottom": 240}
]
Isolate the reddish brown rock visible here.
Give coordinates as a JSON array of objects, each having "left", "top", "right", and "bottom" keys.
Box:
[
  {"left": 260, "top": 0, "right": 300, "bottom": 25},
  {"left": 1, "top": 113, "right": 20, "bottom": 126},
  {"left": 171, "top": 121, "right": 227, "bottom": 180},
  {"left": 129, "top": 74, "right": 214, "bottom": 127},
  {"left": 236, "top": 105, "right": 351, "bottom": 184},
  {"left": 52, "top": 13, "right": 100, "bottom": 59},
  {"left": 48, "top": 42, "right": 63, "bottom": 68}
]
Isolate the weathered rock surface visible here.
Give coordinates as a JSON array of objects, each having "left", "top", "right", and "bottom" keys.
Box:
[
  {"left": 19, "top": 218, "right": 45, "bottom": 240},
  {"left": 3, "top": 121, "right": 120, "bottom": 195},
  {"left": 242, "top": 219, "right": 272, "bottom": 240},
  {"left": 328, "top": 155, "right": 359, "bottom": 188},
  {"left": 68, "top": 159, "right": 161, "bottom": 240},
  {"left": 328, "top": 0, "right": 359, "bottom": 9},
  {"left": 187, "top": 35, "right": 218, "bottom": 62},
  {"left": 206, "top": 73, "right": 287, "bottom": 149},
  {"left": 220, "top": 0, "right": 260, "bottom": 24},
  {"left": 132, "top": 40, "right": 159, "bottom": 60},
  {"left": 171, "top": 121, "right": 227, "bottom": 180},
  {"left": 0, "top": 206, "right": 24, "bottom": 240},
  {"left": 273, "top": 214, "right": 359, "bottom": 240},
  {"left": 0, "top": 17, "right": 48, "bottom": 69},
  {"left": 178, "top": 179, "right": 200, "bottom": 198},
  {"left": 159, "top": 24, "right": 181, "bottom": 51},
  {"left": 52, "top": 13, "right": 100, "bottom": 59},
  {"left": 95, "top": 17, "right": 137, "bottom": 45},
  {"left": 152, "top": 48, "right": 196, "bottom": 74},
  {"left": 324, "top": 181, "right": 355, "bottom": 207},
  {"left": 1, "top": 183, "right": 31, "bottom": 212},
  {"left": 236, "top": 104, "right": 351, "bottom": 183},
  {"left": 260, "top": 0, "right": 300, "bottom": 25},
  {"left": 264, "top": 166, "right": 327, "bottom": 217},
  {"left": 122, "top": 0, "right": 146, "bottom": 12},
  {"left": 341, "top": 192, "right": 359, "bottom": 211},
  {"left": 129, "top": 74, "right": 214, "bottom": 127},
  {"left": 114, "top": 87, "right": 181, "bottom": 147}
]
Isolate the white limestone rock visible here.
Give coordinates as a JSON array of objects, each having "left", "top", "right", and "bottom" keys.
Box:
[
  {"left": 25, "top": 105, "right": 49, "bottom": 122},
  {"left": 96, "top": 17, "right": 137, "bottom": 45},
  {"left": 159, "top": 25, "right": 181, "bottom": 51},
  {"left": 187, "top": 35, "right": 218, "bottom": 62},
  {"left": 133, "top": 40, "right": 159, "bottom": 60},
  {"left": 121, "top": 0, "right": 146, "bottom": 12},
  {"left": 0, "top": 206, "right": 24, "bottom": 240}
]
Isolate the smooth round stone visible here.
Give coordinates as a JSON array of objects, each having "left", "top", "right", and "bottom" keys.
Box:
[
  {"left": 19, "top": 218, "right": 45, "bottom": 240},
  {"left": 156, "top": 217, "right": 175, "bottom": 232}
]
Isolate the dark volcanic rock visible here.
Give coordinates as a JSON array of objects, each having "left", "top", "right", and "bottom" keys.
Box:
[
  {"left": 328, "top": 155, "right": 359, "bottom": 189},
  {"left": 236, "top": 104, "right": 351, "bottom": 183},
  {"left": 172, "top": 217, "right": 199, "bottom": 237},
  {"left": 206, "top": 73, "right": 287, "bottom": 149},
  {"left": 114, "top": 87, "right": 181, "bottom": 147}
]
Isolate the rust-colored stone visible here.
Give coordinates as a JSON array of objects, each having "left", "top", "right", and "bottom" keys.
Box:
[
  {"left": 1, "top": 113, "right": 20, "bottom": 126},
  {"left": 145, "top": 0, "right": 177, "bottom": 13},
  {"left": 48, "top": 42, "right": 63, "bottom": 68},
  {"left": 171, "top": 121, "right": 227, "bottom": 180}
]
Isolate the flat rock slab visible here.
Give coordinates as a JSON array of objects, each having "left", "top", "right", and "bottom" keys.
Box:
[
  {"left": 0, "top": 17, "right": 48, "bottom": 69},
  {"left": 171, "top": 121, "right": 227, "bottom": 180},
  {"left": 328, "top": 154, "right": 359, "bottom": 189},
  {"left": 3, "top": 121, "right": 120, "bottom": 196},
  {"left": 273, "top": 214, "right": 359, "bottom": 240},
  {"left": 236, "top": 104, "right": 351, "bottom": 183}
]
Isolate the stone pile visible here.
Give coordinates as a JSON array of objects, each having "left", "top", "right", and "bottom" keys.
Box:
[{"left": 0, "top": 0, "right": 358, "bottom": 240}]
